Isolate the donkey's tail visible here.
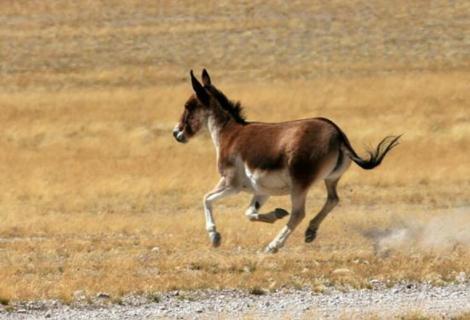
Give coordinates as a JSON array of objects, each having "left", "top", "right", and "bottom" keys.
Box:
[
  {"left": 315, "top": 117, "right": 401, "bottom": 170},
  {"left": 342, "top": 135, "right": 401, "bottom": 170}
]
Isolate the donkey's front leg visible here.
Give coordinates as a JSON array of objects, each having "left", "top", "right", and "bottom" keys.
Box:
[
  {"left": 203, "top": 178, "right": 238, "bottom": 247},
  {"left": 245, "top": 195, "right": 289, "bottom": 223},
  {"left": 264, "top": 192, "right": 307, "bottom": 253}
]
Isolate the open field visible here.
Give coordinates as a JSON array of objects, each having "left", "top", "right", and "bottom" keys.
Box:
[{"left": 0, "top": 0, "right": 469, "bottom": 313}]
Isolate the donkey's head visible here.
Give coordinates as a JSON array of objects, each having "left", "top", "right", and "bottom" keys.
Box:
[{"left": 173, "top": 69, "right": 214, "bottom": 143}]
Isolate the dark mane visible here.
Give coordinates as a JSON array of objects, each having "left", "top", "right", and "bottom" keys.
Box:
[{"left": 206, "top": 86, "right": 247, "bottom": 125}]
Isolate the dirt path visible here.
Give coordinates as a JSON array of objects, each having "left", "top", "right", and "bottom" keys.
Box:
[{"left": 1, "top": 283, "right": 469, "bottom": 319}]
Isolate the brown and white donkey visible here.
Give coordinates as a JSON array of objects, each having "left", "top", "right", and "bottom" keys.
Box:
[{"left": 173, "top": 69, "right": 400, "bottom": 253}]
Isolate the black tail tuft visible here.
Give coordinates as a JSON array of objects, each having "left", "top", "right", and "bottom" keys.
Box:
[{"left": 347, "top": 135, "right": 402, "bottom": 170}]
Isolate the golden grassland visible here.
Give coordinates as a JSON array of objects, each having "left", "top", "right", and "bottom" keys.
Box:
[
  {"left": 0, "top": 0, "right": 469, "bottom": 302},
  {"left": 0, "top": 72, "right": 468, "bottom": 302}
]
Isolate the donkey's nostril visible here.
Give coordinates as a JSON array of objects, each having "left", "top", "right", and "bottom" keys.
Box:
[
  {"left": 176, "top": 131, "right": 187, "bottom": 143},
  {"left": 173, "top": 129, "right": 187, "bottom": 143}
]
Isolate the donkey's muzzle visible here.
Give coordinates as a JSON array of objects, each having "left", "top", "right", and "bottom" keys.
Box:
[{"left": 173, "top": 129, "right": 187, "bottom": 143}]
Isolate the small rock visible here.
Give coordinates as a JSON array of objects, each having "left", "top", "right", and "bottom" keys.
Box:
[
  {"left": 73, "top": 290, "right": 86, "bottom": 300},
  {"left": 151, "top": 247, "right": 160, "bottom": 253},
  {"left": 96, "top": 292, "right": 111, "bottom": 299},
  {"left": 332, "top": 268, "right": 352, "bottom": 275},
  {"left": 243, "top": 266, "right": 252, "bottom": 273},
  {"left": 45, "top": 310, "right": 52, "bottom": 318},
  {"left": 456, "top": 272, "right": 466, "bottom": 283},
  {"left": 353, "top": 258, "right": 370, "bottom": 265}
]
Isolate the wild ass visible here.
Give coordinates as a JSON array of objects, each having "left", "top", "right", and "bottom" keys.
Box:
[{"left": 173, "top": 69, "right": 400, "bottom": 253}]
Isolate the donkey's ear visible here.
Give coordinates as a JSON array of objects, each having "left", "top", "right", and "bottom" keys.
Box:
[
  {"left": 190, "top": 70, "right": 209, "bottom": 104},
  {"left": 201, "top": 69, "right": 211, "bottom": 86}
]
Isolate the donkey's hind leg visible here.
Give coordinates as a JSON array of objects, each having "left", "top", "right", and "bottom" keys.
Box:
[
  {"left": 304, "top": 177, "right": 340, "bottom": 243},
  {"left": 245, "top": 195, "right": 289, "bottom": 223},
  {"left": 265, "top": 191, "right": 307, "bottom": 253}
]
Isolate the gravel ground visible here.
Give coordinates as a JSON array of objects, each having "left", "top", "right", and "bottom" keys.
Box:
[{"left": 1, "top": 283, "right": 469, "bottom": 319}]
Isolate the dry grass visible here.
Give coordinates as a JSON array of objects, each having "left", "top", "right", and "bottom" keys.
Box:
[{"left": 0, "top": 0, "right": 469, "bottom": 302}]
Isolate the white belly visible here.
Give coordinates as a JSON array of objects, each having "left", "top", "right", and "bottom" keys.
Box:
[{"left": 243, "top": 165, "right": 292, "bottom": 195}]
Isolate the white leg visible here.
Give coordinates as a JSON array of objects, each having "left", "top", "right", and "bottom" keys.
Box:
[
  {"left": 265, "top": 191, "right": 307, "bottom": 253},
  {"left": 245, "top": 195, "right": 289, "bottom": 223},
  {"left": 245, "top": 195, "right": 269, "bottom": 221},
  {"left": 203, "top": 178, "right": 238, "bottom": 247}
]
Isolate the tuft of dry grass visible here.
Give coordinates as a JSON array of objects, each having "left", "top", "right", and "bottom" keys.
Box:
[{"left": 0, "top": 0, "right": 469, "bottom": 302}]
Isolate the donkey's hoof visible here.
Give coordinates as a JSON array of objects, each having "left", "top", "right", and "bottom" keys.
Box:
[
  {"left": 274, "top": 208, "right": 289, "bottom": 219},
  {"left": 264, "top": 245, "right": 279, "bottom": 254},
  {"left": 209, "top": 232, "right": 221, "bottom": 248},
  {"left": 305, "top": 227, "right": 317, "bottom": 243}
]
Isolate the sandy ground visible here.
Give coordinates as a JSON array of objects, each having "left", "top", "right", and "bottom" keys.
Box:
[{"left": 1, "top": 283, "right": 469, "bottom": 319}]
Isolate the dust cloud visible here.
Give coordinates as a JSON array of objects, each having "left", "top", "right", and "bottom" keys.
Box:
[{"left": 362, "top": 207, "right": 470, "bottom": 254}]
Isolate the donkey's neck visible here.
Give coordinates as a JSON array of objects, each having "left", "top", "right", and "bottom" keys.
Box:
[
  {"left": 207, "top": 115, "right": 223, "bottom": 151},
  {"left": 206, "top": 111, "right": 239, "bottom": 154}
]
